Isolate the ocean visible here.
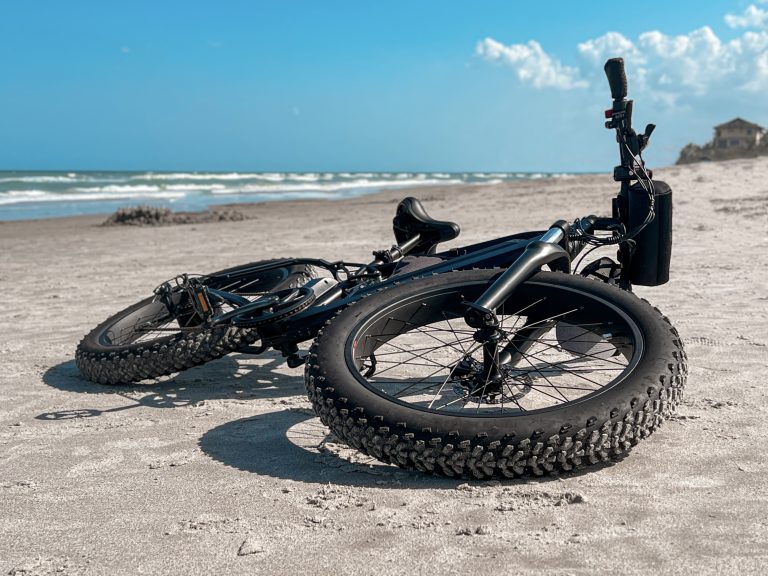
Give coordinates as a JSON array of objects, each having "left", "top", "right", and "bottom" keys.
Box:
[{"left": 0, "top": 171, "right": 566, "bottom": 221}]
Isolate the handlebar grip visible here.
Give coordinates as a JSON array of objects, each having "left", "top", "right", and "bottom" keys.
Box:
[{"left": 604, "top": 58, "right": 627, "bottom": 100}]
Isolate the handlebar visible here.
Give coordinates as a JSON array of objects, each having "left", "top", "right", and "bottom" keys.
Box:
[
  {"left": 603, "top": 57, "right": 646, "bottom": 181},
  {"left": 604, "top": 58, "right": 627, "bottom": 100}
]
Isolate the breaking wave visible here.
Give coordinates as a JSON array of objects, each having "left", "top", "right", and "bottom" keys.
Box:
[{"left": 0, "top": 170, "right": 571, "bottom": 220}]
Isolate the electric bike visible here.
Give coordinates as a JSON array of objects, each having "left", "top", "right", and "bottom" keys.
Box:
[{"left": 77, "top": 58, "right": 686, "bottom": 478}]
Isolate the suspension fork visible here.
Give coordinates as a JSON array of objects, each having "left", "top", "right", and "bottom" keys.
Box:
[{"left": 463, "top": 222, "right": 571, "bottom": 371}]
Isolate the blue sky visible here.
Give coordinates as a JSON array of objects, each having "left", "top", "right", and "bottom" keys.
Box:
[{"left": 0, "top": 1, "right": 761, "bottom": 172}]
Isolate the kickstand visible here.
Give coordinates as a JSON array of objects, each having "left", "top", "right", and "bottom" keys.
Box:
[{"left": 280, "top": 343, "right": 308, "bottom": 368}]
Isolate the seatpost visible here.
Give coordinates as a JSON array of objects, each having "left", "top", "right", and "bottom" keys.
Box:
[{"left": 370, "top": 233, "right": 422, "bottom": 266}]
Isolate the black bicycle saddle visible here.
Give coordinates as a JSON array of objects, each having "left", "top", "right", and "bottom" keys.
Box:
[{"left": 392, "top": 197, "right": 460, "bottom": 255}]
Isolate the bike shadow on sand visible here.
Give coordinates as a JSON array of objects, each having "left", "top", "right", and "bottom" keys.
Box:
[
  {"left": 38, "top": 355, "right": 463, "bottom": 488},
  {"left": 40, "top": 356, "right": 622, "bottom": 488},
  {"left": 38, "top": 350, "right": 305, "bottom": 421},
  {"left": 198, "top": 408, "right": 459, "bottom": 489}
]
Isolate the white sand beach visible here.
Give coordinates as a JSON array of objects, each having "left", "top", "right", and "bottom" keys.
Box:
[{"left": 1, "top": 158, "right": 767, "bottom": 575}]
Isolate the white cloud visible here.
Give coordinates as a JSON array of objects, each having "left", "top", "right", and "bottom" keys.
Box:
[
  {"left": 725, "top": 4, "right": 768, "bottom": 29},
  {"left": 478, "top": 9, "right": 768, "bottom": 101},
  {"left": 578, "top": 31, "right": 643, "bottom": 63},
  {"left": 121, "top": 46, "right": 131, "bottom": 54},
  {"left": 476, "top": 38, "right": 587, "bottom": 90},
  {"left": 579, "top": 26, "right": 768, "bottom": 97},
  {"left": 577, "top": 27, "right": 741, "bottom": 95}
]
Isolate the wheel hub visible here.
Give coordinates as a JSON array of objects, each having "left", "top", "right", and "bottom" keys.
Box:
[{"left": 450, "top": 356, "right": 532, "bottom": 404}]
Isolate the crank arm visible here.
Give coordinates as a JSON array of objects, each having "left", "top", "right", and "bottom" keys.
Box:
[
  {"left": 209, "top": 294, "right": 282, "bottom": 326},
  {"left": 207, "top": 288, "right": 250, "bottom": 307}
]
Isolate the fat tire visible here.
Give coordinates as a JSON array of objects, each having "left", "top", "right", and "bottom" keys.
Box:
[
  {"left": 305, "top": 270, "right": 687, "bottom": 479},
  {"left": 76, "top": 259, "right": 315, "bottom": 385}
]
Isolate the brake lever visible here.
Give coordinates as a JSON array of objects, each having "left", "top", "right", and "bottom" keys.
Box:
[{"left": 638, "top": 123, "right": 656, "bottom": 151}]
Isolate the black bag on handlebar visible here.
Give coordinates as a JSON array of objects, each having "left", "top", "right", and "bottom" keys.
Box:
[{"left": 628, "top": 179, "right": 672, "bottom": 286}]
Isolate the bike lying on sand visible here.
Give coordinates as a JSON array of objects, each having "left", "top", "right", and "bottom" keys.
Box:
[{"left": 77, "top": 58, "right": 686, "bottom": 479}]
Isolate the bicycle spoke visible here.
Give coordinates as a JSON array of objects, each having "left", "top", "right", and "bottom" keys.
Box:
[
  {"left": 363, "top": 334, "right": 472, "bottom": 376},
  {"left": 516, "top": 348, "right": 611, "bottom": 388}
]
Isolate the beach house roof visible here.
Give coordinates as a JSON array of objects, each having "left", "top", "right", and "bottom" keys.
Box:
[{"left": 714, "top": 118, "right": 764, "bottom": 131}]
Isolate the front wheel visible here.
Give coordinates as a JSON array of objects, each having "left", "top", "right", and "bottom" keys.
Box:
[{"left": 305, "top": 269, "right": 686, "bottom": 478}]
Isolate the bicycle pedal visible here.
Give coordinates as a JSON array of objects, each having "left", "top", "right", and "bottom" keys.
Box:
[{"left": 186, "top": 282, "right": 214, "bottom": 319}]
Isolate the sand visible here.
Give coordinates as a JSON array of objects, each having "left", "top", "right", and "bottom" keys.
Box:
[{"left": 1, "top": 158, "right": 767, "bottom": 575}]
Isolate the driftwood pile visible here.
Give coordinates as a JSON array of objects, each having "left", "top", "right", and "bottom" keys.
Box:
[{"left": 102, "top": 205, "right": 251, "bottom": 226}]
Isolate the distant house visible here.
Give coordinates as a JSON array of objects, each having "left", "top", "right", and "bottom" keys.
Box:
[
  {"left": 676, "top": 117, "right": 768, "bottom": 164},
  {"left": 713, "top": 118, "right": 764, "bottom": 150}
]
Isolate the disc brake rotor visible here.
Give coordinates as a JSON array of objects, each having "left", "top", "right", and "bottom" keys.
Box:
[{"left": 450, "top": 358, "right": 533, "bottom": 405}]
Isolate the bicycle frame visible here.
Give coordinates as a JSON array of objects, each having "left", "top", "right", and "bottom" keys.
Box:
[{"left": 248, "top": 220, "right": 583, "bottom": 360}]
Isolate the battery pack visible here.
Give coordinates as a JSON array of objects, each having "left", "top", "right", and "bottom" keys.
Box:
[{"left": 627, "top": 180, "right": 672, "bottom": 286}]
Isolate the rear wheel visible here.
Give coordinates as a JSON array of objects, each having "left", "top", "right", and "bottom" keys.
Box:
[
  {"left": 76, "top": 259, "right": 315, "bottom": 384},
  {"left": 305, "top": 269, "right": 686, "bottom": 478}
]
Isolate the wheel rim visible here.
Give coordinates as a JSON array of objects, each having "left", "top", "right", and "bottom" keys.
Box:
[
  {"left": 345, "top": 279, "right": 644, "bottom": 416},
  {"left": 98, "top": 265, "right": 294, "bottom": 348}
]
